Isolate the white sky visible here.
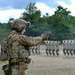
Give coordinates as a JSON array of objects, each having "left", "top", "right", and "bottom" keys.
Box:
[
  {"left": 0, "top": 9, "right": 25, "bottom": 23},
  {"left": 57, "top": 0, "right": 75, "bottom": 16},
  {"left": 0, "top": 0, "right": 75, "bottom": 23}
]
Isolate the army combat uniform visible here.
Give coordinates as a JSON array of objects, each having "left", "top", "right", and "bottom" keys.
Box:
[
  {"left": 1, "top": 18, "right": 51, "bottom": 75},
  {"left": 1, "top": 19, "right": 42, "bottom": 75},
  {"left": 1, "top": 19, "right": 51, "bottom": 75},
  {"left": 7, "top": 31, "right": 42, "bottom": 75}
]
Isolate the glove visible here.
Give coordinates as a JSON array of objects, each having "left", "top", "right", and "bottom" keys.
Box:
[{"left": 41, "top": 31, "right": 51, "bottom": 40}]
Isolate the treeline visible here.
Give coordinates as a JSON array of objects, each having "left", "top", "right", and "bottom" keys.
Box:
[{"left": 0, "top": 2, "right": 75, "bottom": 42}]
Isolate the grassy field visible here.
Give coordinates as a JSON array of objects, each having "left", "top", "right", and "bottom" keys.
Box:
[{"left": 0, "top": 45, "right": 75, "bottom": 75}]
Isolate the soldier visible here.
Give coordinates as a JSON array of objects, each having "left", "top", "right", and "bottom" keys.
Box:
[
  {"left": 73, "top": 40, "right": 75, "bottom": 56},
  {"left": 52, "top": 42, "right": 55, "bottom": 56},
  {"left": 66, "top": 40, "right": 70, "bottom": 56},
  {"left": 63, "top": 40, "right": 69, "bottom": 57},
  {"left": 1, "top": 18, "right": 51, "bottom": 75},
  {"left": 49, "top": 42, "right": 52, "bottom": 56},
  {"left": 69, "top": 41, "right": 73, "bottom": 56},
  {"left": 31, "top": 46, "right": 35, "bottom": 54},
  {"left": 63, "top": 43, "right": 66, "bottom": 56},
  {"left": 55, "top": 42, "right": 59, "bottom": 56},
  {"left": 45, "top": 41, "right": 49, "bottom": 55},
  {"left": 35, "top": 45, "right": 40, "bottom": 54}
]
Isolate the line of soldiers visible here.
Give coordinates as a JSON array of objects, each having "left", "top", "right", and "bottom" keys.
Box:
[
  {"left": 45, "top": 41, "right": 60, "bottom": 56},
  {"left": 29, "top": 40, "right": 75, "bottom": 57},
  {"left": 63, "top": 40, "right": 75, "bottom": 56},
  {"left": 29, "top": 45, "right": 40, "bottom": 55}
]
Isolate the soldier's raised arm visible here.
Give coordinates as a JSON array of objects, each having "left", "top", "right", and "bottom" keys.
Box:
[
  {"left": 19, "top": 35, "right": 42, "bottom": 46},
  {"left": 19, "top": 31, "right": 51, "bottom": 47}
]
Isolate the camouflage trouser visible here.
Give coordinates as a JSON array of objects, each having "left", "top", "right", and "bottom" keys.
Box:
[
  {"left": 11, "top": 63, "right": 28, "bottom": 75},
  {"left": 2, "top": 58, "right": 31, "bottom": 75},
  {"left": 2, "top": 63, "right": 28, "bottom": 75}
]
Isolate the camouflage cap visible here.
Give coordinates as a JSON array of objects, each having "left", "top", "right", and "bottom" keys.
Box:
[{"left": 12, "top": 19, "right": 31, "bottom": 31}]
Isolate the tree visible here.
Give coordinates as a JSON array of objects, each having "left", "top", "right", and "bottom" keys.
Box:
[
  {"left": 21, "top": 2, "right": 51, "bottom": 36},
  {"left": 48, "top": 6, "right": 72, "bottom": 41},
  {"left": 21, "top": 2, "right": 41, "bottom": 23}
]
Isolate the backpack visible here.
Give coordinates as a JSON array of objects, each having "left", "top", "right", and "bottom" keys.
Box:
[{"left": 0, "top": 37, "right": 9, "bottom": 61}]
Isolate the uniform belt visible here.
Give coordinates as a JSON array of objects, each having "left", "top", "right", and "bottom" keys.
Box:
[
  {"left": 10, "top": 58, "right": 27, "bottom": 63},
  {"left": 11, "top": 61, "right": 25, "bottom": 65},
  {"left": 10, "top": 58, "right": 31, "bottom": 65},
  {"left": 10, "top": 58, "right": 27, "bottom": 65}
]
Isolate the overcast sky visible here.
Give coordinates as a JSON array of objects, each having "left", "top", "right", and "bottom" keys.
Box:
[{"left": 0, "top": 0, "right": 75, "bottom": 23}]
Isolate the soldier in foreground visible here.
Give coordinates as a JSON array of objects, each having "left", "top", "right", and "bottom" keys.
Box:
[{"left": 0, "top": 18, "right": 51, "bottom": 75}]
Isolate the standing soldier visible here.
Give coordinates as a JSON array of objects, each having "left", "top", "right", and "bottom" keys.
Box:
[
  {"left": 35, "top": 45, "right": 40, "bottom": 54},
  {"left": 66, "top": 40, "right": 70, "bottom": 56},
  {"left": 63, "top": 40, "right": 67, "bottom": 56},
  {"left": 63, "top": 43, "right": 66, "bottom": 56},
  {"left": 52, "top": 42, "right": 55, "bottom": 56},
  {"left": 0, "top": 18, "right": 51, "bottom": 75},
  {"left": 73, "top": 40, "right": 75, "bottom": 56},
  {"left": 49, "top": 42, "right": 52, "bottom": 56},
  {"left": 45, "top": 41, "right": 49, "bottom": 55},
  {"left": 69, "top": 40, "right": 73, "bottom": 56},
  {"left": 55, "top": 42, "right": 59, "bottom": 56},
  {"left": 30, "top": 46, "right": 35, "bottom": 54}
]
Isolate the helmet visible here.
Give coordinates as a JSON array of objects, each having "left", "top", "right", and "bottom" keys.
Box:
[{"left": 12, "top": 19, "right": 31, "bottom": 31}]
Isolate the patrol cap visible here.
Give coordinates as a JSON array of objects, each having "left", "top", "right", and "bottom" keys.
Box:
[{"left": 12, "top": 18, "right": 31, "bottom": 31}]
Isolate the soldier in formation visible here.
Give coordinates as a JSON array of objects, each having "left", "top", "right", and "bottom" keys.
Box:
[
  {"left": 63, "top": 40, "right": 75, "bottom": 56},
  {"left": 55, "top": 42, "right": 59, "bottom": 56},
  {"left": 45, "top": 41, "right": 50, "bottom": 55},
  {"left": 30, "top": 45, "right": 40, "bottom": 55},
  {"left": 45, "top": 41, "right": 59, "bottom": 56}
]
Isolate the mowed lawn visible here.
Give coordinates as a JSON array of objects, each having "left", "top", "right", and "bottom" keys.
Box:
[{"left": 0, "top": 45, "right": 75, "bottom": 75}]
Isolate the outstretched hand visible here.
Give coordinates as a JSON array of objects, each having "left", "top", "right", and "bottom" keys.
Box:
[{"left": 41, "top": 31, "right": 51, "bottom": 40}]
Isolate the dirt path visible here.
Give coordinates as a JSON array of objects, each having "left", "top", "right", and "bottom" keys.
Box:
[{"left": 0, "top": 45, "right": 75, "bottom": 75}]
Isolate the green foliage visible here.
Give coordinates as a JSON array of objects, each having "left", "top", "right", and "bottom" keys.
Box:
[
  {"left": 0, "top": 23, "right": 11, "bottom": 41},
  {"left": 0, "top": 3, "right": 75, "bottom": 42},
  {"left": 21, "top": 2, "right": 41, "bottom": 24},
  {"left": 48, "top": 6, "right": 73, "bottom": 41}
]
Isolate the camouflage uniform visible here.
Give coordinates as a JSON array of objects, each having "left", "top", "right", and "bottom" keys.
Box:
[{"left": 1, "top": 19, "right": 42, "bottom": 75}]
